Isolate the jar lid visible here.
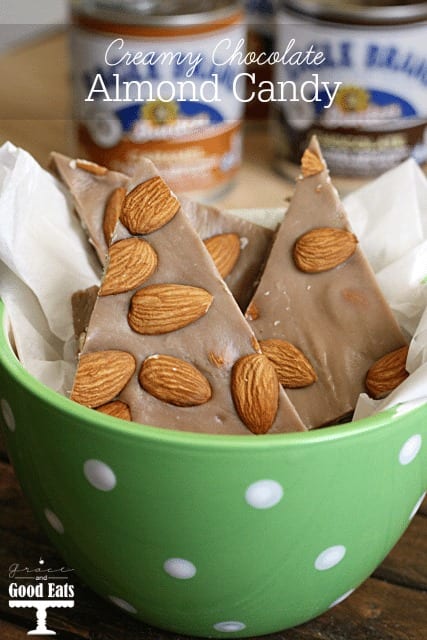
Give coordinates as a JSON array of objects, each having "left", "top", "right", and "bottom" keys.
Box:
[
  {"left": 74, "top": 0, "right": 242, "bottom": 25},
  {"left": 281, "top": 0, "right": 427, "bottom": 25}
]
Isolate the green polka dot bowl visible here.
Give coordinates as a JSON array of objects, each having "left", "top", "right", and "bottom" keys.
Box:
[{"left": 0, "top": 302, "right": 426, "bottom": 638}]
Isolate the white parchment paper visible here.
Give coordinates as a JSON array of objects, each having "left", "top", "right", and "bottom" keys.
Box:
[
  {"left": 343, "top": 161, "right": 427, "bottom": 419},
  {"left": 0, "top": 141, "right": 426, "bottom": 420},
  {"left": 0, "top": 142, "right": 100, "bottom": 392}
]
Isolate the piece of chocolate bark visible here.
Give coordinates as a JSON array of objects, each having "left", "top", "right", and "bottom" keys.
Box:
[
  {"left": 180, "top": 196, "right": 274, "bottom": 310},
  {"left": 70, "top": 173, "right": 305, "bottom": 435},
  {"left": 50, "top": 153, "right": 274, "bottom": 309},
  {"left": 71, "top": 285, "right": 99, "bottom": 352},
  {"left": 50, "top": 156, "right": 130, "bottom": 264},
  {"left": 245, "top": 136, "right": 407, "bottom": 428}
]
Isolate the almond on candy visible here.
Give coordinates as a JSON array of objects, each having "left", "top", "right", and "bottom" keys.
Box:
[
  {"left": 365, "top": 346, "right": 409, "bottom": 400},
  {"left": 204, "top": 233, "right": 241, "bottom": 279},
  {"left": 127, "top": 284, "right": 213, "bottom": 336}
]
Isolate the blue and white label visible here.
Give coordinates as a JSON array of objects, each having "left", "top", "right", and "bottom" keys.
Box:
[{"left": 275, "top": 12, "right": 427, "bottom": 173}]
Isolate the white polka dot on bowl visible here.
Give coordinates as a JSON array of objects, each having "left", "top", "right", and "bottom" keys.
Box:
[
  {"left": 44, "top": 508, "right": 64, "bottom": 534},
  {"left": 245, "top": 479, "right": 283, "bottom": 509},
  {"left": 83, "top": 459, "right": 116, "bottom": 491},
  {"left": 108, "top": 595, "right": 137, "bottom": 614},
  {"left": 409, "top": 492, "right": 426, "bottom": 520},
  {"left": 163, "top": 558, "right": 196, "bottom": 580},
  {"left": 315, "top": 545, "right": 346, "bottom": 571},
  {"left": 213, "top": 621, "right": 246, "bottom": 632},
  {"left": 1, "top": 398, "right": 15, "bottom": 432},
  {"left": 328, "top": 588, "right": 355, "bottom": 609},
  {"left": 398, "top": 434, "right": 422, "bottom": 466}
]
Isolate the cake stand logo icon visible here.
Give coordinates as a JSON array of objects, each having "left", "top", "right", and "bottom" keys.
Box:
[{"left": 8, "top": 557, "right": 75, "bottom": 635}]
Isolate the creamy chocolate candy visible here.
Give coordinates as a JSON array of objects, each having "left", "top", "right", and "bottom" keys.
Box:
[
  {"left": 180, "top": 196, "right": 274, "bottom": 311},
  {"left": 246, "top": 136, "right": 407, "bottom": 428},
  {"left": 71, "top": 285, "right": 99, "bottom": 351},
  {"left": 70, "top": 172, "right": 305, "bottom": 435},
  {"left": 50, "top": 153, "right": 274, "bottom": 310},
  {"left": 50, "top": 155, "right": 130, "bottom": 264}
]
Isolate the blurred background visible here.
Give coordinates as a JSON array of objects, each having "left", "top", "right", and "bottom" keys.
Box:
[
  {"left": 0, "top": 0, "right": 67, "bottom": 51},
  {"left": 0, "top": 0, "right": 289, "bottom": 208},
  {"left": 0, "top": 0, "right": 426, "bottom": 204}
]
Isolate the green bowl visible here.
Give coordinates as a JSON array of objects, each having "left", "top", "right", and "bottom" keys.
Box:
[{"left": 0, "top": 300, "right": 426, "bottom": 637}]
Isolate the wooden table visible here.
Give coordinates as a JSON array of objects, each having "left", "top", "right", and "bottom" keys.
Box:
[{"left": 0, "top": 31, "right": 426, "bottom": 640}]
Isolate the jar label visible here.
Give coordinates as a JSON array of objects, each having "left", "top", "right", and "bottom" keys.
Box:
[
  {"left": 71, "top": 15, "right": 245, "bottom": 194},
  {"left": 275, "top": 11, "right": 427, "bottom": 176}
]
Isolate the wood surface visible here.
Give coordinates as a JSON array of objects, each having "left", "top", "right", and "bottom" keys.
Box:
[{"left": 0, "top": 29, "right": 426, "bottom": 640}]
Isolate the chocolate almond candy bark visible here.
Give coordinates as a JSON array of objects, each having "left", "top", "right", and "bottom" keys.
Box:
[
  {"left": 180, "top": 196, "right": 274, "bottom": 310},
  {"left": 50, "top": 154, "right": 130, "bottom": 263},
  {"left": 246, "top": 136, "right": 407, "bottom": 428},
  {"left": 71, "top": 285, "right": 100, "bottom": 354},
  {"left": 70, "top": 175, "right": 305, "bottom": 435},
  {"left": 50, "top": 153, "right": 274, "bottom": 309}
]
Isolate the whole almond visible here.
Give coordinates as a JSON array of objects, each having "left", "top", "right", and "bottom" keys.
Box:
[
  {"left": 99, "top": 238, "right": 158, "bottom": 296},
  {"left": 71, "top": 350, "right": 136, "bottom": 408},
  {"left": 103, "top": 187, "right": 126, "bottom": 246},
  {"left": 260, "top": 339, "right": 317, "bottom": 388},
  {"left": 301, "top": 149, "right": 325, "bottom": 177},
  {"left": 204, "top": 233, "right": 241, "bottom": 278},
  {"left": 121, "top": 176, "right": 180, "bottom": 235},
  {"left": 97, "top": 400, "right": 132, "bottom": 421},
  {"left": 75, "top": 159, "right": 108, "bottom": 176},
  {"left": 139, "top": 354, "right": 212, "bottom": 407},
  {"left": 231, "top": 353, "right": 279, "bottom": 435},
  {"left": 365, "top": 346, "right": 409, "bottom": 399},
  {"left": 128, "top": 284, "right": 213, "bottom": 335},
  {"left": 293, "top": 227, "right": 358, "bottom": 273}
]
